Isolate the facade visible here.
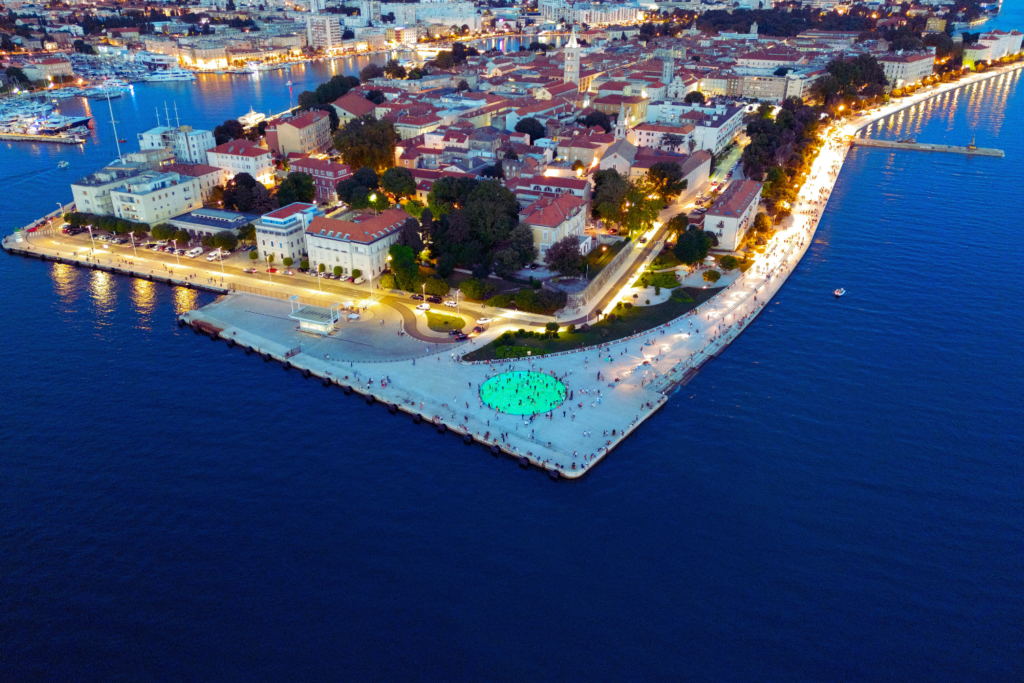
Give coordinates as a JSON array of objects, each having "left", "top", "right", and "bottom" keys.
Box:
[
  {"left": 70, "top": 163, "right": 148, "bottom": 217},
  {"left": 109, "top": 171, "right": 203, "bottom": 225},
  {"left": 305, "top": 207, "right": 408, "bottom": 278},
  {"left": 206, "top": 140, "right": 275, "bottom": 186},
  {"left": 137, "top": 125, "right": 216, "bottom": 165},
  {"left": 877, "top": 52, "right": 935, "bottom": 87},
  {"left": 169, "top": 208, "right": 258, "bottom": 239},
  {"left": 598, "top": 138, "right": 637, "bottom": 174},
  {"left": 265, "top": 110, "right": 332, "bottom": 156},
  {"left": 306, "top": 14, "right": 343, "bottom": 52},
  {"left": 645, "top": 103, "right": 744, "bottom": 155},
  {"left": 592, "top": 95, "right": 649, "bottom": 128},
  {"left": 704, "top": 179, "right": 762, "bottom": 251},
  {"left": 519, "top": 193, "right": 589, "bottom": 263},
  {"left": 256, "top": 203, "right": 322, "bottom": 264},
  {"left": 289, "top": 157, "right": 352, "bottom": 204},
  {"left": 23, "top": 57, "right": 74, "bottom": 81},
  {"left": 163, "top": 163, "right": 226, "bottom": 202}
]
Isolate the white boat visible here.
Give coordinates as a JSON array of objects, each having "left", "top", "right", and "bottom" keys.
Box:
[
  {"left": 238, "top": 106, "right": 265, "bottom": 128},
  {"left": 58, "top": 161, "right": 69, "bottom": 169},
  {"left": 834, "top": 288, "right": 845, "bottom": 298},
  {"left": 145, "top": 68, "right": 196, "bottom": 82}
]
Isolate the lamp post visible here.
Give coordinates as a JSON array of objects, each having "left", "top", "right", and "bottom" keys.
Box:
[
  {"left": 128, "top": 231, "right": 138, "bottom": 259},
  {"left": 55, "top": 202, "right": 63, "bottom": 224},
  {"left": 267, "top": 253, "right": 273, "bottom": 283},
  {"left": 370, "top": 193, "right": 378, "bottom": 216},
  {"left": 86, "top": 225, "right": 97, "bottom": 255},
  {"left": 171, "top": 239, "right": 181, "bottom": 267}
]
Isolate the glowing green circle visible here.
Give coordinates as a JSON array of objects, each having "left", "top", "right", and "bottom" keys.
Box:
[{"left": 480, "top": 371, "right": 567, "bottom": 416}]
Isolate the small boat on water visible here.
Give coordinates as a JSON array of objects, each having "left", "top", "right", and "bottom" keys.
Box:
[
  {"left": 834, "top": 288, "right": 846, "bottom": 298},
  {"left": 58, "top": 160, "right": 69, "bottom": 169}
]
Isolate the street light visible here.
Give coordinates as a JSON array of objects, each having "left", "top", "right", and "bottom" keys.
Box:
[
  {"left": 128, "top": 231, "right": 138, "bottom": 259},
  {"left": 267, "top": 253, "right": 273, "bottom": 283},
  {"left": 86, "top": 225, "right": 97, "bottom": 255},
  {"left": 171, "top": 239, "right": 181, "bottom": 268}
]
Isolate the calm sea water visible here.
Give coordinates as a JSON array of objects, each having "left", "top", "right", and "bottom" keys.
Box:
[{"left": 2, "top": 30, "right": 1022, "bottom": 683}]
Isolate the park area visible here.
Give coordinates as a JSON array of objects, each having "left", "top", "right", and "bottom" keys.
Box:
[{"left": 479, "top": 371, "right": 567, "bottom": 416}]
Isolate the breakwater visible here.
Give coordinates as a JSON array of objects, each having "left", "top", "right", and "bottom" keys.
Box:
[{"left": 850, "top": 138, "right": 1005, "bottom": 157}]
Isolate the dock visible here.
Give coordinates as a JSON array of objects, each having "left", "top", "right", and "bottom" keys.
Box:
[
  {"left": 851, "top": 138, "right": 1004, "bottom": 157},
  {"left": 0, "top": 132, "right": 84, "bottom": 145}
]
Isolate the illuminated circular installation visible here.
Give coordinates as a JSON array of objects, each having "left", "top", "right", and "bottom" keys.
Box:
[{"left": 480, "top": 371, "right": 567, "bottom": 416}]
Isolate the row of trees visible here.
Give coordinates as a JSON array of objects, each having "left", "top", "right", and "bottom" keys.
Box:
[{"left": 811, "top": 54, "right": 889, "bottom": 107}]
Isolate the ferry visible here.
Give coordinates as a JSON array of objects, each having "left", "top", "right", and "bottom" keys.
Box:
[
  {"left": 145, "top": 68, "right": 196, "bottom": 82},
  {"left": 238, "top": 107, "right": 266, "bottom": 128}
]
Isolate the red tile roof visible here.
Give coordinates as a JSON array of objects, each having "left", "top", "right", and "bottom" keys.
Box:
[
  {"left": 520, "top": 193, "right": 587, "bottom": 228},
  {"left": 708, "top": 180, "right": 762, "bottom": 218},
  {"left": 307, "top": 208, "right": 410, "bottom": 244},
  {"left": 332, "top": 92, "right": 378, "bottom": 118},
  {"left": 209, "top": 140, "right": 269, "bottom": 158},
  {"left": 164, "top": 163, "right": 223, "bottom": 177},
  {"left": 265, "top": 202, "right": 316, "bottom": 220}
]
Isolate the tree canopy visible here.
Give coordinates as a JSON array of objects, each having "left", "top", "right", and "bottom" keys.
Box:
[
  {"left": 647, "top": 161, "right": 688, "bottom": 204},
  {"left": 359, "top": 63, "right": 384, "bottom": 82},
  {"left": 332, "top": 117, "right": 398, "bottom": 171},
  {"left": 380, "top": 167, "right": 415, "bottom": 199},
  {"left": 222, "top": 173, "right": 277, "bottom": 213},
  {"left": 276, "top": 172, "right": 315, "bottom": 206},
  {"left": 514, "top": 117, "right": 545, "bottom": 144},
  {"left": 591, "top": 169, "right": 628, "bottom": 222},
  {"left": 544, "top": 236, "right": 585, "bottom": 276},
  {"left": 673, "top": 225, "right": 715, "bottom": 265}
]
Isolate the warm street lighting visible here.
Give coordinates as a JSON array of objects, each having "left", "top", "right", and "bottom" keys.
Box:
[{"left": 171, "top": 239, "right": 181, "bottom": 267}]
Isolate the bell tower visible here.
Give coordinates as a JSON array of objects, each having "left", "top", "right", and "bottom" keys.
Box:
[
  {"left": 662, "top": 55, "right": 674, "bottom": 84},
  {"left": 564, "top": 25, "right": 580, "bottom": 86}
]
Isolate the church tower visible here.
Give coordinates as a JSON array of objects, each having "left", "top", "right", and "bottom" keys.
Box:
[
  {"left": 564, "top": 25, "right": 580, "bottom": 86},
  {"left": 662, "top": 55, "right": 674, "bottom": 84}
]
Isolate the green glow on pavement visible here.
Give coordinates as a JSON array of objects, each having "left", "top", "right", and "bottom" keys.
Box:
[{"left": 480, "top": 371, "right": 567, "bottom": 416}]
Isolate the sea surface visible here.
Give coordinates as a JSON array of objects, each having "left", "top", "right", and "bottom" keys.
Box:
[{"left": 2, "top": 30, "right": 1022, "bottom": 683}]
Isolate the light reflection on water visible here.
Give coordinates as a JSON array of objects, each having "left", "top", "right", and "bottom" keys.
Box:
[
  {"left": 172, "top": 286, "right": 200, "bottom": 316},
  {"left": 131, "top": 278, "right": 156, "bottom": 331}
]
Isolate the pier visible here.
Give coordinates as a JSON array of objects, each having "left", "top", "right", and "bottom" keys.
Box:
[
  {"left": 850, "top": 138, "right": 1005, "bottom": 157},
  {"left": 0, "top": 132, "right": 85, "bottom": 145}
]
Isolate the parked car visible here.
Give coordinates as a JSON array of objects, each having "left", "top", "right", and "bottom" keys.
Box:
[
  {"left": 411, "top": 294, "right": 424, "bottom": 301},
  {"left": 416, "top": 303, "right": 430, "bottom": 311},
  {"left": 243, "top": 267, "right": 258, "bottom": 274},
  {"left": 284, "top": 269, "right": 294, "bottom": 276},
  {"left": 353, "top": 276, "right": 365, "bottom": 285},
  {"left": 427, "top": 295, "right": 442, "bottom": 304},
  {"left": 443, "top": 300, "right": 457, "bottom": 308},
  {"left": 447, "top": 329, "right": 461, "bottom": 336},
  {"left": 528, "top": 263, "right": 538, "bottom": 269},
  {"left": 455, "top": 333, "right": 468, "bottom": 341}
]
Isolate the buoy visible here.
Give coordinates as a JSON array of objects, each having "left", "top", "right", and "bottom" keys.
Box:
[
  {"left": 548, "top": 469, "right": 559, "bottom": 481},
  {"left": 491, "top": 445, "right": 500, "bottom": 457},
  {"left": 519, "top": 456, "right": 528, "bottom": 469}
]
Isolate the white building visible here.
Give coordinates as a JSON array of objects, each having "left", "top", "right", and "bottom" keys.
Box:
[
  {"left": 877, "top": 52, "right": 935, "bottom": 88},
  {"left": 645, "top": 102, "right": 745, "bottom": 155},
  {"left": 206, "top": 140, "right": 275, "bottom": 186},
  {"left": 255, "top": 203, "right": 322, "bottom": 265},
  {"left": 70, "top": 162, "right": 149, "bottom": 217},
  {"left": 305, "top": 207, "right": 409, "bottom": 279},
  {"left": 306, "top": 14, "right": 343, "bottom": 52},
  {"left": 109, "top": 171, "right": 203, "bottom": 225},
  {"left": 518, "top": 193, "right": 588, "bottom": 263},
  {"left": 704, "top": 179, "right": 762, "bottom": 252},
  {"left": 137, "top": 125, "right": 216, "bottom": 165}
]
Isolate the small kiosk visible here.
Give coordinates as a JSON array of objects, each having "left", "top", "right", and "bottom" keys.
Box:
[{"left": 288, "top": 295, "right": 340, "bottom": 336}]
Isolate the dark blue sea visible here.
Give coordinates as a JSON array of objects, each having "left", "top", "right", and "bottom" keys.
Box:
[{"left": 2, "top": 29, "right": 1022, "bottom": 683}]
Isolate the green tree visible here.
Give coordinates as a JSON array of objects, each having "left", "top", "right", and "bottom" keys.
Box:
[
  {"left": 753, "top": 212, "right": 772, "bottom": 233},
  {"left": 462, "top": 180, "right": 520, "bottom": 250},
  {"left": 352, "top": 269, "right": 361, "bottom": 278},
  {"left": 578, "top": 110, "right": 612, "bottom": 133},
  {"left": 719, "top": 255, "right": 738, "bottom": 270},
  {"left": 333, "top": 117, "right": 399, "bottom": 172},
  {"left": 647, "top": 161, "right": 687, "bottom": 204},
  {"left": 359, "top": 63, "right": 384, "bottom": 82},
  {"left": 424, "top": 276, "right": 449, "bottom": 296},
  {"left": 592, "top": 169, "right": 628, "bottom": 221},
  {"left": 318, "top": 262, "right": 326, "bottom": 273},
  {"left": 459, "top": 277, "right": 495, "bottom": 300},
  {"left": 673, "top": 227, "right": 714, "bottom": 265},
  {"left": 173, "top": 230, "right": 191, "bottom": 245},
  {"left": 383, "top": 59, "right": 406, "bottom": 79},
  {"left": 620, "top": 181, "right": 660, "bottom": 235},
  {"left": 683, "top": 90, "right": 705, "bottom": 104},
  {"left": 398, "top": 217, "right": 424, "bottom": 252},
  {"left": 380, "top": 167, "right": 415, "bottom": 199},
  {"left": 388, "top": 244, "right": 418, "bottom": 290},
  {"left": 543, "top": 236, "right": 585, "bottom": 276},
  {"left": 334, "top": 265, "right": 343, "bottom": 277},
  {"left": 266, "top": 254, "right": 275, "bottom": 266},
  {"left": 427, "top": 175, "right": 478, "bottom": 215},
  {"left": 703, "top": 269, "right": 721, "bottom": 283},
  {"left": 249, "top": 250, "right": 259, "bottom": 261},
  {"left": 276, "top": 172, "right": 315, "bottom": 205},
  {"left": 514, "top": 117, "right": 545, "bottom": 144},
  {"left": 457, "top": 79, "right": 469, "bottom": 92},
  {"left": 213, "top": 232, "right": 238, "bottom": 252},
  {"left": 300, "top": 259, "right": 309, "bottom": 270},
  {"left": 5, "top": 67, "right": 29, "bottom": 85},
  {"left": 366, "top": 89, "right": 386, "bottom": 105}
]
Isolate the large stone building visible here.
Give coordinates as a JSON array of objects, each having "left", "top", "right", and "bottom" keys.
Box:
[
  {"left": 206, "top": 140, "right": 275, "bottom": 186},
  {"left": 877, "top": 52, "right": 935, "bottom": 88},
  {"left": 289, "top": 158, "right": 352, "bottom": 205},
  {"left": 305, "top": 207, "right": 409, "bottom": 279},
  {"left": 265, "top": 110, "right": 332, "bottom": 156},
  {"left": 704, "top": 179, "right": 762, "bottom": 252},
  {"left": 518, "top": 193, "right": 589, "bottom": 263},
  {"left": 109, "top": 170, "right": 203, "bottom": 225},
  {"left": 256, "top": 202, "right": 322, "bottom": 264},
  {"left": 137, "top": 125, "right": 216, "bottom": 165}
]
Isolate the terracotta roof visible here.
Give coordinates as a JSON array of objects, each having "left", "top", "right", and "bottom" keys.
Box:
[
  {"left": 264, "top": 202, "right": 316, "bottom": 220},
  {"left": 520, "top": 193, "right": 587, "bottom": 228},
  {"left": 209, "top": 140, "right": 269, "bottom": 158},
  {"left": 306, "top": 207, "right": 410, "bottom": 244},
  {"left": 274, "top": 110, "right": 327, "bottom": 131},
  {"left": 708, "top": 180, "right": 762, "bottom": 218},
  {"left": 164, "top": 163, "right": 222, "bottom": 177},
  {"left": 332, "top": 92, "right": 378, "bottom": 118},
  {"left": 291, "top": 158, "right": 351, "bottom": 176}
]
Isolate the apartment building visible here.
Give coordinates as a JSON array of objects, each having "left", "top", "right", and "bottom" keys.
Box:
[
  {"left": 109, "top": 171, "right": 203, "bottom": 225},
  {"left": 305, "top": 207, "right": 409, "bottom": 278},
  {"left": 138, "top": 125, "right": 217, "bottom": 165},
  {"left": 256, "top": 202, "right": 322, "bottom": 264},
  {"left": 265, "top": 110, "right": 332, "bottom": 156},
  {"left": 206, "top": 140, "right": 275, "bottom": 185}
]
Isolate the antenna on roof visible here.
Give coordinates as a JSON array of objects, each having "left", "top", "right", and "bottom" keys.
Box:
[{"left": 174, "top": 101, "right": 180, "bottom": 128}]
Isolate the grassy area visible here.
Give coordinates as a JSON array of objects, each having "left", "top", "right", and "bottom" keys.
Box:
[
  {"left": 462, "top": 287, "right": 720, "bottom": 362},
  {"left": 585, "top": 239, "right": 627, "bottom": 278},
  {"left": 637, "top": 271, "right": 680, "bottom": 289},
  {"left": 651, "top": 248, "right": 682, "bottom": 270},
  {"left": 425, "top": 310, "right": 466, "bottom": 332}
]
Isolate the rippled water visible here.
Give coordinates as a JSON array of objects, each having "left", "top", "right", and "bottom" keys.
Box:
[{"left": 2, "top": 35, "right": 1023, "bottom": 683}]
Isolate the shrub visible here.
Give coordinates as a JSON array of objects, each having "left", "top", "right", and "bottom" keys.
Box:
[
  {"left": 645, "top": 299, "right": 650, "bottom": 304},
  {"left": 566, "top": 323, "right": 576, "bottom": 334},
  {"left": 654, "top": 285, "right": 661, "bottom": 296},
  {"left": 486, "top": 293, "right": 514, "bottom": 308},
  {"left": 318, "top": 263, "right": 326, "bottom": 273},
  {"left": 720, "top": 255, "right": 738, "bottom": 270},
  {"left": 283, "top": 257, "right": 293, "bottom": 268},
  {"left": 201, "top": 235, "right": 215, "bottom": 248},
  {"left": 334, "top": 265, "right": 343, "bottom": 277},
  {"left": 424, "top": 276, "right": 449, "bottom": 296},
  {"left": 380, "top": 273, "right": 397, "bottom": 289},
  {"left": 545, "top": 322, "right": 559, "bottom": 332},
  {"left": 460, "top": 277, "right": 496, "bottom": 301},
  {"left": 249, "top": 251, "right": 258, "bottom": 261},
  {"left": 300, "top": 260, "right": 309, "bottom": 271},
  {"left": 579, "top": 323, "right": 590, "bottom": 333},
  {"left": 704, "top": 269, "right": 721, "bottom": 283},
  {"left": 624, "top": 302, "right": 633, "bottom": 309},
  {"left": 352, "top": 269, "right": 361, "bottom": 278},
  {"left": 671, "top": 288, "right": 694, "bottom": 303}
]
